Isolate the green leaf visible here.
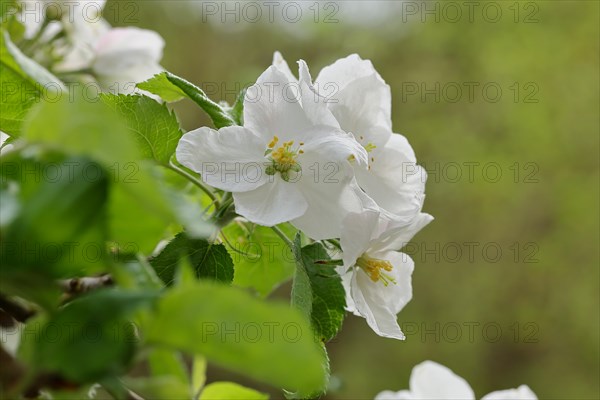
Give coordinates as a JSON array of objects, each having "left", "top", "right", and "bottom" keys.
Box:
[
  {"left": 137, "top": 72, "right": 186, "bottom": 102},
  {"left": 0, "top": 155, "right": 109, "bottom": 308},
  {"left": 146, "top": 281, "right": 327, "bottom": 395},
  {"left": 22, "top": 97, "right": 175, "bottom": 253},
  {"left": 101, "top": 94, "right": 184, "bottom": 165},
  {"left": 34, "top": 289, "right": 157, "bottom": 382},
  {"left": 148, "top": 348, "right": 189, "bottom": 385},
  {"left": 221, "top": 222, "right": 296, "bottom": 297},
  {"left": 192, "top": 355, "right": 207, "bottom": 398},
  {"left": 0, "top": 29, "right": 65, "bottom": 136},
  {"left": 227, "top": 88, "right": 246, "bottom": 125},
  {"left": 112, "top": 256, "right": 164, "bottom": 291},
  {"left": 123, "top": 376, "right": 191, "bottom": 399},
  {"left": 200, "top": 382, "right": 268, "bottom": 400},
  {"left": 292, "top": 234, "right": 346, "bottom": 343},
  {"left": 284, "top": 342, "right": 330, "bottom": 400},
  {"left": 150, "top": 233, "right": 234, "bottom": 285},
  {"left": 159, "top": 167, "right": 215, "bottom": 239},
  {"left": 137, "top": 72, "right": 236, "bottom": 128}
]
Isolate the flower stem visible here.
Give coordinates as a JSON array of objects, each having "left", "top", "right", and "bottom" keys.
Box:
[
  {"left": 167, "top": 158, "right": 219, "bottom": 206},
  {"left": 271, "top": 225, "right": 293, "bottom": 249},
  {"left": 327, "top": 239, "right": 341, "bottom": 250}
]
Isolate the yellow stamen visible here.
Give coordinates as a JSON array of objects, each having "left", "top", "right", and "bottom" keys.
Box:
[
  {"left": 356, "top": 254, "right": 396, "bottom": 286},
  {"left": 268, "top": 136, "right": 279, "bottom": 148},
  {"left": 364, "top": 143, "right": 377, "bottom": 152}
]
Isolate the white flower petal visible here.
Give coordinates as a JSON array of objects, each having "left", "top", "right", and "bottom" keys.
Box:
[
  {"left": 326, "top": 73, "right": 392, "bottom": 147},
  {"left": 350, "top": 270, "right": 404, "bottom": 340},
  {"left": 379, "top": 251, "right": 414, "bottom": 314},
  {"left": 374, "top": 390, "right": 414, "bottom": 400},
  {"left": 357, "top": 133, "right": 427, "bottom": 218},
  {"left": 297, "top": 59, "right": 313, "bottom": 89},
  {"left": 233, "top": 177, "right": 308, "bottom": 226},
  {"left": 291, "top": 177, "right": 368, "bottom": 240},
  {"left": 243, "top": 66, "right": 313, "bottom": 139},
  {"left": 297, "top": 61, "right": 341, "bottom": 128},
  {"left": 369, "top": 213, "right": 434, "bottom": 254},
  {"left": 93, "top": 27, "right": 164, "bottom": 77},
  {"left": 301, "top": 126, "right": 368, "bottom": 168},
  {"left": 340, "top": 209, "right": 380, "bottom": 270},
  {"left": 316, "top": 54, "right": 389, "bottom": 99},
  {"left": 176, "top": 126, "right": 267, "bottom": 192},
  {"left": 272, "top": 51, "right": 297, "bottom": 82},
  {"left": 409, "top": 361, "right": 475, "bottom": 400},
  {"left": 339, "top": 270, "right": 358, "bottom": 315},
  {"left": 349, "top": 251, "right": 414, "bottom": 339},
  {"left": 316, "top": 54, "right": 392, "bottom": 137},
  {"left": 481, "top": 385, "right": 538, "bottom": 400},
  {"left": 96, "top": 62, "right": 163, "bottom": 94}
]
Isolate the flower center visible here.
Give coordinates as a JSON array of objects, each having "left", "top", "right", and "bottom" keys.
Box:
[
  {"left": 356, "top": 254, "right": 396, "bottom": 286},
  {"left": 265, "top": 136, "right": 304, "bottom": 182}
]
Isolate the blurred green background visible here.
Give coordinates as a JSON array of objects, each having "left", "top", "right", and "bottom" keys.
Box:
[{"left": 108, "top": 1, "right": 599, "bottom": 398}]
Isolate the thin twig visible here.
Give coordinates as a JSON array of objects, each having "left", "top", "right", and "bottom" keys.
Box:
[
  {"left": 271, "top": 225, "right": 293, "bottom": 249},
  {"left": 167, "top": 158, "right": 219, "bottom": 206},
  {"left": 58, "top": 275, "right": 113, "bottom": 295}
]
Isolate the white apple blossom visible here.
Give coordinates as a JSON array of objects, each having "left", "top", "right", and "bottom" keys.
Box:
[
  {"left": 55, "top": 14, "right": 164, "bottom": 93},
  {"left": 86, "top": 27, "right": 164, "bottom": 93},
  {"left": 339, "top": 207, "right": 433, "bottom": 339},
  {"left": 176, "top": 62, "right": 369, "bottom": 240},
  {"left": 274, "top": 52, "right": 427, "bottom": 219},
  {"left": 480, "top": 386, "right": 538, "bottom": 400},
  {"left": 17, "top": 0, "right": 164, "bottom": 93},
  {"left": 17, "top": 0, "right": 82, "bottom": 39},
  {"left": 375, "top": 361, "right": 537, "bottom": 400}
]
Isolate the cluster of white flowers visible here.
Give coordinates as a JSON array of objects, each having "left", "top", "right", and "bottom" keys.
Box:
[
  {"left": 176, "top": 52, "right": 433, "bottom": 340},
  {"left": 17, "top": 0, "right": 164, "bottom": 92},
  {"left": 375, "top": 361, "right": 537, "bottom": 400}
]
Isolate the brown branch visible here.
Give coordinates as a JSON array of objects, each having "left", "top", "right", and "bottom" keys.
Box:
[
  {"left": 0, "top": 294, "right": 36, "bottom": 323},
  {"left": 58, "top": 274, "right": 113, "bottom": 295}
]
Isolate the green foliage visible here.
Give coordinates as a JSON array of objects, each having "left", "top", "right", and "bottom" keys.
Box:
[
  {"left": 33, "top": 289, "right": 157, "bottom": 382},
  {"left": 129, "top": 348, "right": 191, "bottom": 398},
  {"left": 192, "top": 355, "right": 208, "bottom": 398},
  {"left": 0, "top": 154, "right": 108, "bottom": 308},
  {"left": 21, "top": 97, "right": 175, "bottom": 253},
  {"left": 291, "top": 235, "right": 346, "bottom": 343},
  {"left": 200, "top": 382, "right": 268, "bottom": 400},
  {"left": 146, "top": 280, "right": 327, "bottom": 395},
  {"left": 150, "top": 232, "right": 234, "bottom": 285},
  {"left": 0, "top": 0, "right": 18, "bottom": 20},
  {"left": 147, "top": 348, "right": 189, "bottom": 385},
  {"left": 101, "top": 94, "right": 184, "bottom": 165},
  {"left": 0, "top": 30, "right": 63, "bottom": 136},
  {"left": 221, "top": 222, "right": 296, "bottom": 297},
  {"left": 137, "top": 72, "right": 236, "bottom": 128},
  {"left": 123, "top": 377, "right": 191, "bottom": 399},
  {"left": 0, "top": 3, "right": 355, "bottom": 399},
  {"left": 137, "top": 72, "right": 187, "bottom": 102}
]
